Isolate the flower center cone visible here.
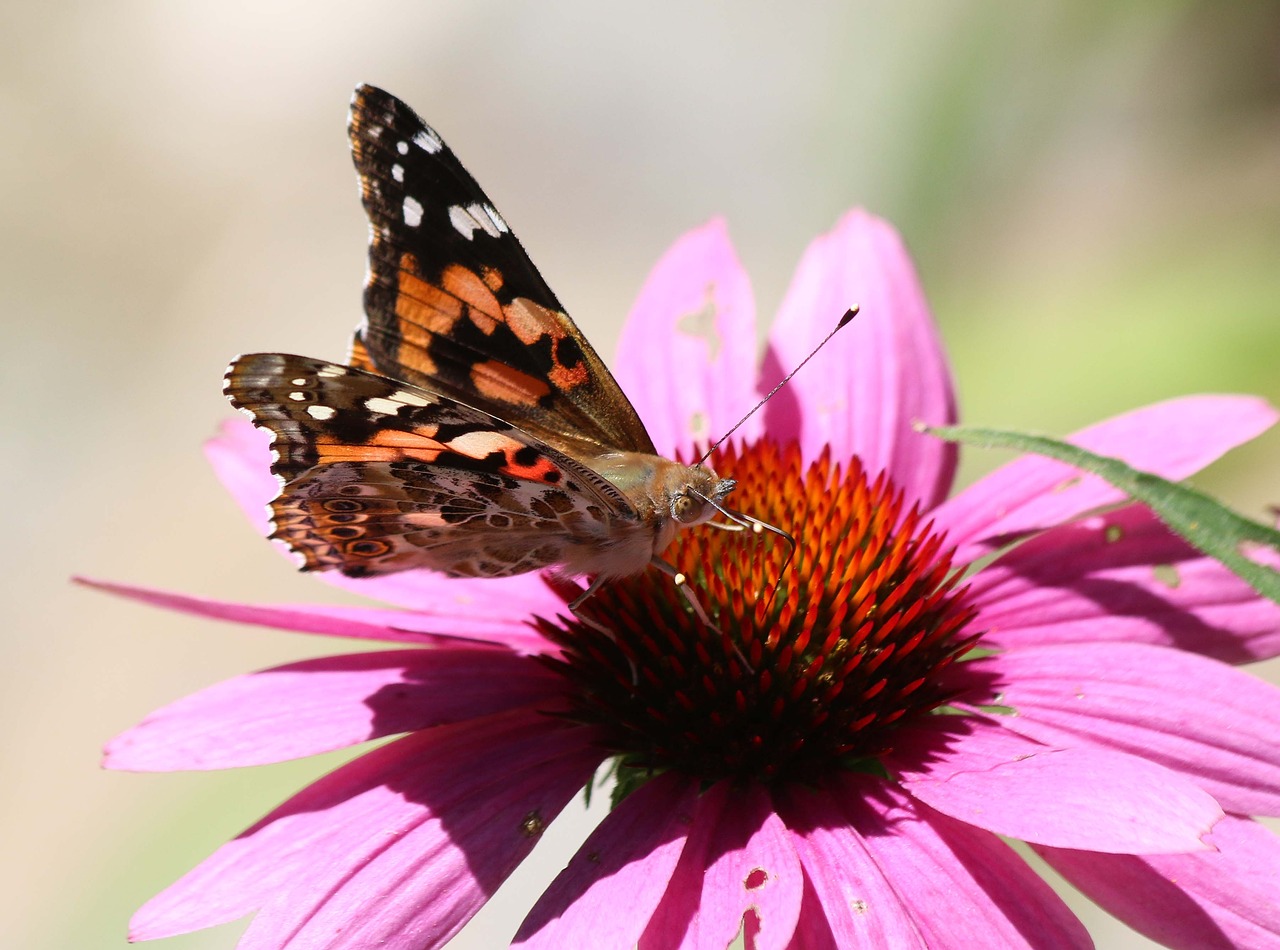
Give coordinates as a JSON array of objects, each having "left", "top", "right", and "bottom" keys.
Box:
[{"left": 541, "top": 440, "right": 980, "bottom": 789}]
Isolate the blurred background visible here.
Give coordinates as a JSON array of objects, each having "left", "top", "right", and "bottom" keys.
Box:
[{"left": 4, "top": 2, "right": 1279, "bottom": 947}]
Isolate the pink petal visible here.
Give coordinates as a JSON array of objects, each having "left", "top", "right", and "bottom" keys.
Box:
[
  {"left": 886, "top": 716, "right": 1222, "bottom": 853},
  {"left": 514, "top": 773, "right": 699, "bottom": 948},
  {"left": 782, "top": 878, "right": 842, "bottom": 950},
  {"left": 933, "top": 395, "right": 1278, "bottom": 564},
  {"left": 612, "top": 218, "right": 761, "bottom": 457},
  {"left": 106, "top": 648, "right": 566, "bottom": 770},
  {"left": 131, "top": 710, "right": 600, "bottom": 945},
  {"left": 1039, "top": 814, "right": 1280, "bottom": 949},
  {"left": 640, "top": 782, "right": 804, "bottom": 950},
  {"left": 967, "top": 506, "right": 1280, "bottom": 663},
  {"left": 318, "top": 567, "right": 568, "bottom": 619},
  {"left": 776, "top": 781, "right": 929, "bottom": 947},
  {"left": 956, "top": 642, "right": 1280, "bottom": 816},
  {"left": 762, "top": 209, "right": 957, "bottom": 508},
  {"left": 205, "top": 417, "right": 278, "bottom": 536},
  {"left": 206, "top": 419, "right": 570, "bottom": 617},
  {"left": 76, "top": 576, "right": 552, "bottom": 653},
  {"left": 783, "top": 774, "right": 1090, "bottom": 949}
]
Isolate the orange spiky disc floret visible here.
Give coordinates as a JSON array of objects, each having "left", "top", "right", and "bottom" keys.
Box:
[{"left": 539, "top": 440, "right": 980, "bottom": 787}]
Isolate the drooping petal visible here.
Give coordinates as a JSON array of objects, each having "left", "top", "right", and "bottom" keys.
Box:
[
  {"left": 130, "top": 710, "right": 600, "bottom": 946},
  {"left": 785, "top": 774, "right": 1090, "bottom": 949},
  {"left": 933, "top": 395, "right": 1278, "bottom": 564},
  {"left": 105, "top": 648, "right": 566, "bottom": 770},
  {"left": 966, "top": 505, "right": 1280, "bottom": 663},
  {"left": 612, "top": 218, "right": 761, "bottom": 457},
  {"left": 762, "top": 209, "right": 957, "bottom": 508},
  {"left": 205, "top": 419, "right": 569, "bottom": 616},
  {"left": 886, "top": 717, "right": 1222, "bottom": 853},
  {"left": 1038, "top": 814, "right": 1280, "bottom": 949},
  {"left": 956, "top": 642, "right": 1280, "bottom": 817},
  {"left": 76, "top": 576, "right": 554, "bottom": 653},
  {"left": 639, "top": 782, "right": 804, "bottom": 950},
  {"left": 205, "top": 417, "right": 278, "bottom": 536},
  {"left": 319, "top": 558, "right": 571, "bottom": 617},
  {"left": 514, "top": 773, "right": 699, "bottom": 949}
]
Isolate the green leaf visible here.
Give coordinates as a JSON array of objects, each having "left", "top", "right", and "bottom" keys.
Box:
[{"left": 924, "top": 424, "right": 1280, "bottom": 605}]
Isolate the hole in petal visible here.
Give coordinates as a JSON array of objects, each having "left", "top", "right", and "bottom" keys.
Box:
[
  {"left": 675, "top": 285, "right": 721, "bottom": 360},
  {"left": 689, "top": 410, "right": 709, "bottom": 442},
  {"left": 520, "top": 810, "right": 545, "bottom": 838}
]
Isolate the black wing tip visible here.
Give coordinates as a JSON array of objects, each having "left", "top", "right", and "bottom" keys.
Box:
[
  {"left": 350, "top": 84, "right": 398, "bottom": 118},
  {"left": 347, "top": 85, "right": 447, "bottom": 172},
  {"left": 349, "top": 84, "right": 426, "bottom": 134}
]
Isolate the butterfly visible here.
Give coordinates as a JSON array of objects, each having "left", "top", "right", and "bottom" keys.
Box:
[{"left": 223, "top": 85, "right": 739, "bottom": 605}]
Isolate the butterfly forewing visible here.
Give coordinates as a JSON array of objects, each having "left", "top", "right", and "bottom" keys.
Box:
[{"left": 347, "top": 84, "right": 655, "bottom": 458}]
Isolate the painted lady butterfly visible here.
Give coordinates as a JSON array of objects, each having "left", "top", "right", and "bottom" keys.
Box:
[{"left": 224, "top": 85, "right": 738, "bottom": 601}]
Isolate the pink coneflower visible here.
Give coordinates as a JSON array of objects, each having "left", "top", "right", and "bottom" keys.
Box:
[{"left": 96, "top": 210, "right": 1280, "bottom": 948}]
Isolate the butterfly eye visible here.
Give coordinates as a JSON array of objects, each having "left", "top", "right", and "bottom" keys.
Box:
[{"left": 672, "top": 494, "right": 703, "bottom": 524}]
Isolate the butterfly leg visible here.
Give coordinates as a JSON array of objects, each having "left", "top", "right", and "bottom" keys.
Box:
[{"left": 649, "top": 557, "right": 752, "bottom": 671}]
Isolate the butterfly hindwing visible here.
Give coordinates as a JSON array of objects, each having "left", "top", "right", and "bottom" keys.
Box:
[
  {"left": 224, "top": 353, "right": 636, "bottom": 576},
  {"left": 346, "top": 84, "right": 655, "bottom": 458}
]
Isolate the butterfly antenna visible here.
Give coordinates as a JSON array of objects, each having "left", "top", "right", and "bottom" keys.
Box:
[{"left": 697, "top": 305, "right": 859, "bottom": 465}]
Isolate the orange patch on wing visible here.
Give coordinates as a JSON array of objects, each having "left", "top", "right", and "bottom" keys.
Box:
[
  {"left": 441, "top": 430, "right": 529, "bottom": 460},
  {"left": 504, "top": 297, "right": 562, "bottom": 346},
  {"left": 500, "top": 451, "right": 560, "bottom": 481},
  {"left": 348, "top": 334, "right": 374, "bottom": 373},
  {"left": 365, "top": 429, "right": 448, "bottom": 450},
  {"left": 431, "top": 429, "right": 559, "bottom": 480},
  {"left": 470, "top": 359, "right": 551, "bottom": 406},
  {"left": 313, "top": 445, "right": 445, "bottom": 465},
  {"left": 502, "top": 298, "right": 589, "bottom": 392},
  {"left": 396, "top": 255, "right": 464, "bottom": 335},
  {"left": 548, "top": 361, "right": 589, "bottom": 392},
  {"left": 440, "top": 264, "right": 503, "bottom": 335}
]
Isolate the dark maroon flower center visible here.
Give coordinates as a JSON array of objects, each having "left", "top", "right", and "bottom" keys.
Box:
[{"left": 539, "top": 440, "right": 978, "bottom": 788}]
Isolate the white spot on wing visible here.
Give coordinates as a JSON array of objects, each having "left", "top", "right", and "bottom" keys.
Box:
[
  {"left": 392, "top": 390, "right": 431, "bottom": 407},
  {"left": 291, "top": 378, "right": 308, "bottom": 386},
  {"left": 403, "top": 196, "right": 423, "bottom": 227},
  {"left": 307, "top": 405, "right": 336, "bottom": 421},
  {"left": 364, "top": 396, "right": 403, "bottom": 415},
  {"left": 413, "top": 128, "right": 443, "bottom": 153},
  {"left": 449, "top": 204, "right": 478, "bottom": 240},
  {"left": 317, "top": 365, "right": 345, "bottom": 378},
  {"left": 483, "top": 203, "right": 509, "bottom": 233},
  {"left": 396, "top": 140, "right": 409, "bottom": 155},
  {"left": 364, "top": 390, "right": 431, "bottom": 414},
  {"left": 449, "top": 202, "right": 505, "bottom": 240},
  {"left": 391, "top": 163, "right": 404, "bottom": 182},
  {"left": 288, "top": 392, "right": 307, "bottom": 402}
]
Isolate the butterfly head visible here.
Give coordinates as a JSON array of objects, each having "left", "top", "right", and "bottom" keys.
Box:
[{"left": 668, "top": 466, "right": 736, "bottom": 527}]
